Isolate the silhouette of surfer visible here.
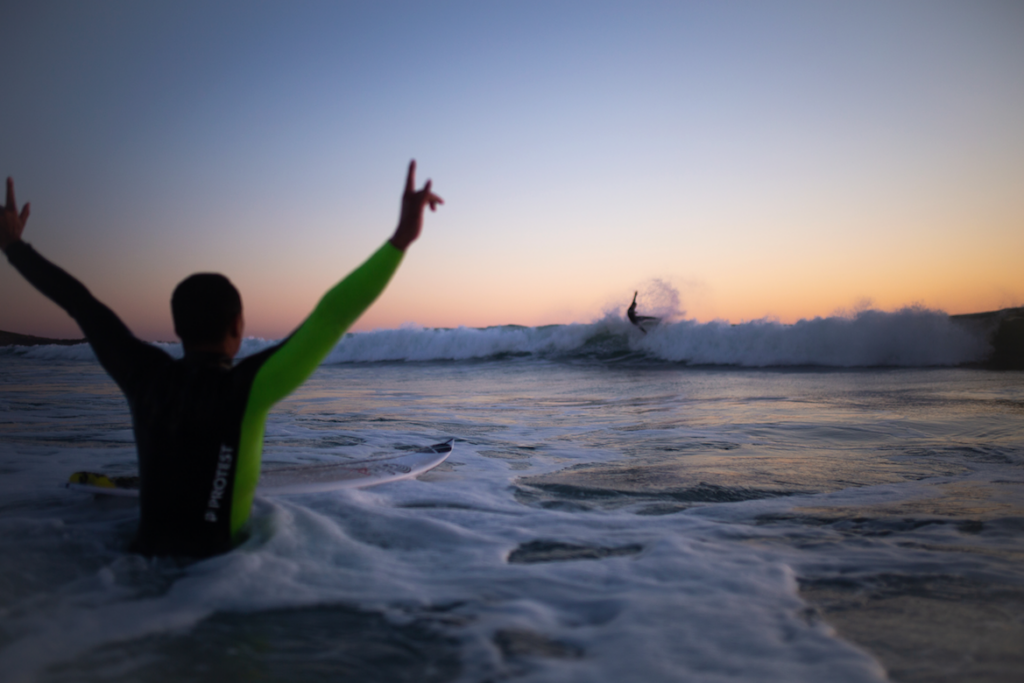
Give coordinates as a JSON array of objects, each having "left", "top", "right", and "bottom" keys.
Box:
[
  {"left": 627, "top": 291, "right": 659, "bottom": 333},
  {"left": 1, "top": 164, "right": 442, "bottom": 558}
]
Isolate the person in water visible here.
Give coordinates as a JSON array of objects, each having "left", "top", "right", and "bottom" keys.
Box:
[
  {"left": 0, "top": 163, "right": 442, "bottom": 558},
  {"left": 627, "top": 291, "right": 658, "bottom": 332}
]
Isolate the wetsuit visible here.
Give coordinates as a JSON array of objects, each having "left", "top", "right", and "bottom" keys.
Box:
[
  {"left": 5, "top": 240, "right": 403, "bottom": 557},
  {"left": 627, "top": 293, "right": 658, "bottom": 331}
]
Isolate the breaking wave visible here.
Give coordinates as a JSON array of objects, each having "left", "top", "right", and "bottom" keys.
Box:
[
  {"left": 322, "top": 308, "right": 989, "bottom": 367},
  {"left": 2, "top": 307, "right": 989, "bottom": 367}
]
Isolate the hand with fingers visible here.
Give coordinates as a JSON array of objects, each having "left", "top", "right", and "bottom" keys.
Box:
[
  {"left": 389, "top": 160, "right": 443, "bottom": 252},
  {"left": 1, "top": 178, "right": 31, "bottom": 253}
]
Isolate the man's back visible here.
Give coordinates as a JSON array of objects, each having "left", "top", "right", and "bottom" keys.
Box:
[{"left": 130, "top": 349, "right": 274, "bottom": 556}]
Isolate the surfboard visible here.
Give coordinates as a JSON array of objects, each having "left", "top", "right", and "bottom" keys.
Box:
[
  {"left": 628, "top": 316, "right": 660, "bottom": 334},
  {"left": 635, "top": 316, "right": 660, "bottom": 333},
  {"left": 66, "top": 439, "right": 454, "bottom": 497}
]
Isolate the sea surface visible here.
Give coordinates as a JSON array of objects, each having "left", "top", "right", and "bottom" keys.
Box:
[{"left": 1, "top": 311, "right": 1022, "bottom": 682}]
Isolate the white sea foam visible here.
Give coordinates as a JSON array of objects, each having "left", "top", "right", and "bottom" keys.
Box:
[
  {"left": 321, "top": 322, "right": 602, "bottom": 363},
  {"left": 0, "top": 307, "right": 990, "bottom": 367},
  {"left": 0, "top": 440, "right": 886, "bottom": 683},
  {"left": 1, "top": 356, "right": 1021, "bottom": 681},
  {"left": 335, "top": 306, "right": 990, "bottom": 367},
  {"left": 231, "top": 307, "right": 995, "bottom": 367},
  {"left": 639, "top": 306, "right": 990, "bottom": 367}
]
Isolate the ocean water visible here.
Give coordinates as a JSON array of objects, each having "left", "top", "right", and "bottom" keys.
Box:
[{"left": 1, "top": 312, "right": 1022, "bottom": 682}]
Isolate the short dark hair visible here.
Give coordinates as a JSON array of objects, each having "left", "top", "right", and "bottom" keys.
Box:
[{"left": 171, "top": 273, "right": 242, "bottom": 345}]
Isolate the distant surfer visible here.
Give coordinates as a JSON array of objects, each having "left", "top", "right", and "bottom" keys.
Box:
[
  {"left": 0, "top": 163, "right": 442, "bottom": 558},
  {"left": 627, "top": 291, "right": 659, "bottom": 333}
]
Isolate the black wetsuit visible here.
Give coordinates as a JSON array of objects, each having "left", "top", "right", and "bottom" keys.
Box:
[
  {"left": 627, "top": 300, "right": 640, "bottom": 326},
  {"left": 6, "top": 239, "right": 403, "bottom": 557}
]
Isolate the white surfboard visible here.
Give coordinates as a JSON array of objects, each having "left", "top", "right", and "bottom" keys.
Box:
[{"left": 66, "top": 439, "right": 454, "bottom": 497}]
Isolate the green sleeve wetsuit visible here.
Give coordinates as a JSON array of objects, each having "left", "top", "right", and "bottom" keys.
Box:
[
  {"left": 230, "top": 243, "right": 404, "bottom": 539},
  {"left": 6, "top": 240, "right": 403, "bottom": 557}
]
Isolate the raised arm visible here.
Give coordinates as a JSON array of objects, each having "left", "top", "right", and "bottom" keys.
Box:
[
  {"left": 2, "top": 177, "right": 165, "bottom": 386},
  {"left": 247, "top": 160, "right": 443, "bottom": 411},
  {"left": 228, "top": 162, "right": 443, "bottom": 533}
]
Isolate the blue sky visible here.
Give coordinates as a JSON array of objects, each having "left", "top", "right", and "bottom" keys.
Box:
[{"left": 3, "top": 1, "right": 1022, "bottom": 340}]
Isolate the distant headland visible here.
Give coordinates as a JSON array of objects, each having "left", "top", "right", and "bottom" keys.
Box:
[
  {"left": 0, "top": 330, "right": 85, "bottom": 347},
  {"left": 949, "top": 306, "right": 1024, "bottom": 370}
]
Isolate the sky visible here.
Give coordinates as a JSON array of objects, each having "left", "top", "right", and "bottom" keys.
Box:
[{"left": 2, "top": 0, "right": 1022, "bottom": 341}]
